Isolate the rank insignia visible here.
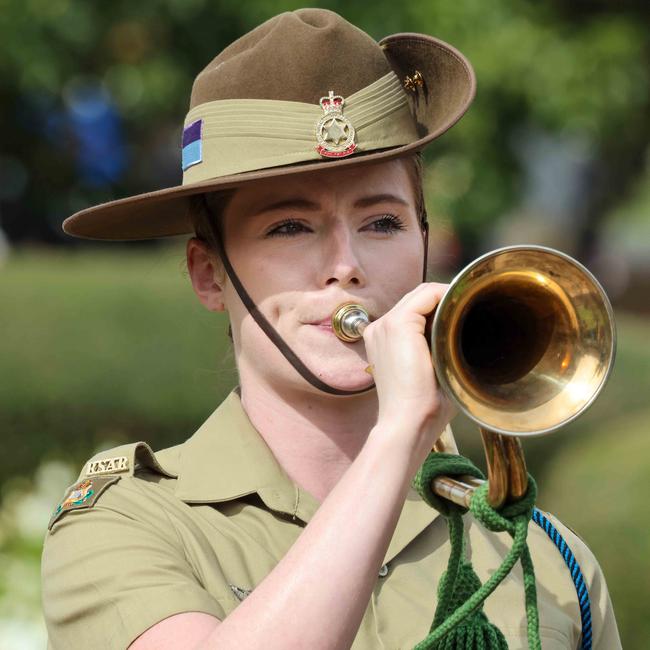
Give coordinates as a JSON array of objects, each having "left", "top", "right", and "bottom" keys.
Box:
[
  {"left": 229, "top": 584, "right": 253, "bottom": 601},
  {"left": 48, "top": 475, "right": 121, "bottom": 531},
  {"left": 315, "top": 91, "right": 357, "bottom": 158}
]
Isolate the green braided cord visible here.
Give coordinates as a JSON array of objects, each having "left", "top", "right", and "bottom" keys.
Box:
[
  {"left": 413, "top": 454, "right": 505, "bottom": 650},
  {"left": 418, "top": 508, "right": 531, "bottom": 648},
  {"left": 520, "top": 545, "right": 540, "bottom": 646},
  {"left": 468, "top": 480, "right": 540, "bottom": 649},
  {"left": 412, "top": 453, "right": 485, "bottom": 516},
  {"left": 430, "top": 510, "right": 465, "bottom": 631},
  {"left": 411, "top": 453, "right": 541, "bottom": 650}
]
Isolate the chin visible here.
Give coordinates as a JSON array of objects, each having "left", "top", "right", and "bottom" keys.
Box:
[
  {"left": 316, "top": 370, "right": 374, "bottom": 393},
  {"left": 298, "top": 353, "right": 375, "bottom": 393},
  {"left": 240, "top": 327, "right": 375, "bottom": 394}
]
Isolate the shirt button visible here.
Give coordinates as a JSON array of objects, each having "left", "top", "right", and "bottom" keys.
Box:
[{"left": 378, "top": 563, "right": 389, "bottom": 578}]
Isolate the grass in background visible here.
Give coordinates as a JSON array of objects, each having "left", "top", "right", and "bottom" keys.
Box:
[
  {"left": 540, "top": 409, "right": 650, "bottom": 648},
  {"left": 1, "top": 245, "right": 649, "bottom": 648},
  {"left": 1, "top": 244, "right": 237, "bottom": 487}
]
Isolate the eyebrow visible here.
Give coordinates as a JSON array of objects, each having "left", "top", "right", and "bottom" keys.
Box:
[{"left": 250, "top": 193, "right": 411, "bottom": 215}]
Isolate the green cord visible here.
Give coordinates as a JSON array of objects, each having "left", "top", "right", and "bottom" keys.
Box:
[{"left": 412, "top": 453, "right": 541, "bottom": 650}]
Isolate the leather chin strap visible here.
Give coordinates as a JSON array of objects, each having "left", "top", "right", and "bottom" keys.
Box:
[{"left": 209, "top": 196, "right": 430, "bottom": 397}]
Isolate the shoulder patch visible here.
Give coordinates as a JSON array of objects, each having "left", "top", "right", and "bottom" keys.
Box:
[{"left": 48, "top": 475, "right": 121, "bottom": 531}]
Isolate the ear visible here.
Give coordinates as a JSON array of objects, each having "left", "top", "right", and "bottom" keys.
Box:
[{"left": 186, "top": 237, "right": 227, "bottom": 312}]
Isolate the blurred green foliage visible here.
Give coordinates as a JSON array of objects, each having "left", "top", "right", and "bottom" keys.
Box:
[{"left": 1, "top": 0, "right": 648, "bottom": 256}]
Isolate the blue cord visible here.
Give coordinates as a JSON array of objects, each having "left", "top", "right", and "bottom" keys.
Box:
[{"left": 532, "top": 508, "right": 593, "bottom": 650}]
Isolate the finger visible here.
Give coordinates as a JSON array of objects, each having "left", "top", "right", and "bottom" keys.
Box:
[
  {"left": 389, "top": 282, "right": 449, "bottom": 318},
  {"left": 364, "top": 283, "right": 449, "bottom": 342}
]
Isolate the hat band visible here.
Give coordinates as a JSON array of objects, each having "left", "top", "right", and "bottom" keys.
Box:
[{"left": 181, "top": 70, "right": 419, "bottom": 185}]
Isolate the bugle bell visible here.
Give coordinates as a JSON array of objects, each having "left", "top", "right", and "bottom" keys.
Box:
[{"left": 331, "top": 245, "right": 616, "bottom": 508}]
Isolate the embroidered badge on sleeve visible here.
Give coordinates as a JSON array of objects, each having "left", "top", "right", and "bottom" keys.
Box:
[{"left": 48, "top": 475, "right": 121, "bottom": 531}]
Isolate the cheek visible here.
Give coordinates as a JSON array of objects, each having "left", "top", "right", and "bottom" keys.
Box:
[
  {"left": 222, "top": 257, "right": 305, "bottom": 337},
  {"left": 234, "top": 243, "right": 318, "bottom": 297},
  {"left": 367, "top": 237, "right": 425, "bottom": 294}
]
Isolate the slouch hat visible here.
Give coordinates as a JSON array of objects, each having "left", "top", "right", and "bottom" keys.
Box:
[{"left": 62, "top": 8, "right": 475, "bottom": 240}]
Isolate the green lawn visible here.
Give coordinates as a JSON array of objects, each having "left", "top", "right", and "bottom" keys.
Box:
[
  {"left": 1, "top": 245, "right": 648, "bottom": 647},
  {"left": 1, "top": 244, "right": 237, "bottom": 484},
  {"left": 540, "top": 409, "right": 650, "bottom": 648}
]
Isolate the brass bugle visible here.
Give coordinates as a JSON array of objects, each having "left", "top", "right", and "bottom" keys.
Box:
[{"left": 331, "top": 245, "right": 616, "bottom": 509}]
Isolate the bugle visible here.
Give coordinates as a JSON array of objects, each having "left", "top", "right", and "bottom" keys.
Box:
[{"left": 331, "top": 245, "right": 616, "bottom": 508}]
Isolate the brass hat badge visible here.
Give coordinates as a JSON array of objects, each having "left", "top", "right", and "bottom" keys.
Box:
[{"left": 315, "top": 91, "right": 357, "bottom": 158}]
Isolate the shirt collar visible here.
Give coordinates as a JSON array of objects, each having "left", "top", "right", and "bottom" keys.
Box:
[
  {"left": 171, "top": 389, "right": 318, "bottom": 522},
  {"left": 169, "top": 389, "right": 439, "bottom": 563}
]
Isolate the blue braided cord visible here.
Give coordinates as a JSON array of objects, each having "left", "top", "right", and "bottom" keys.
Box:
[{"left": 532, "top": 508, "right": 593, "bottom": 650}]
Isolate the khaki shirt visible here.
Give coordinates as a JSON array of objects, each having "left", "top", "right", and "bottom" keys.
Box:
[{"left": 41, "top": 391, "right": 621, "bottom": 649}]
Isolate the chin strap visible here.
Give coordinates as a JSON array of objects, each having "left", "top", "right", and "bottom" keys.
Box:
[
  {"left": 206, "top": 195, "right": 429, "bottom": 396},
  {"left": 421, "top": 219, "right": 430, "bottom": 281}
]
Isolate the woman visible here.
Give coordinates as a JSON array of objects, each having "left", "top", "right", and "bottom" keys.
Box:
[{"left": 41, "top": 9, "right": 621, "bottom": 649}]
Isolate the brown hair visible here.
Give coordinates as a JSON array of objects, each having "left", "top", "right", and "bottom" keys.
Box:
[{"left": 188, "top": 151, "right": 427, "bottom": 250}]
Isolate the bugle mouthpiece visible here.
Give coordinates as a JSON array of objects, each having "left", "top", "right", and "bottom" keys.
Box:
[{"left": 331, "top": 303, "right": 370, "bottom": 342}]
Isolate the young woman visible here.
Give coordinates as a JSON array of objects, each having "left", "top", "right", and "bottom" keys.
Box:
[{"left": 41, "top": 9, "right": 621, "bottom": 649}]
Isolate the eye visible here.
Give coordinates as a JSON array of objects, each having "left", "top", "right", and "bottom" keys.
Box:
[
  {"left": 363, "top": 214, "right": 406, "bottom": 234},
  {"left": 265, "top": 219, "right": 312, "bottom": 238}
]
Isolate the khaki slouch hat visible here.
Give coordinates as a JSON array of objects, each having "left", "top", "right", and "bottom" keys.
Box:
[{"left": 62, "top": 8, "right": 476, "bottom": 241}]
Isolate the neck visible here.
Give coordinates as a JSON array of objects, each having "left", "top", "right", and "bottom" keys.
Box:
[{"left": 238, "top": 370, "right": 378, "bottom": 503}]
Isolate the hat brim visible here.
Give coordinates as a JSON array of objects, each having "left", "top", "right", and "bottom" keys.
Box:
[{"left": 62, "top": 33, "right": 476, "bottom": 241}]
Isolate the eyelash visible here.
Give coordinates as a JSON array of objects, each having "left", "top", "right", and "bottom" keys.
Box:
[
  {"left": 369, "top": 214, "right": 406, "bottom": 234},
  {"left": 266, "top": 218, "right": 309, "bottom": 238},
  {"left": 265, "top": 214, "right": 406, "bottom": 238}
]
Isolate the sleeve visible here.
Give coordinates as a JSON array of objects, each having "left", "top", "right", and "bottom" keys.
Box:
[
  {"left": 545, "top": 513, "right": 622, "bottom": 650},
  {"left": 41, "top": 476, "right": 233, "bottom": 650}
]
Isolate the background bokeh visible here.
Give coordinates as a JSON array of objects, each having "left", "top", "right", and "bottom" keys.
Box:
[{"left": 1, "top": 1, "right": 649, "bottom": 647}]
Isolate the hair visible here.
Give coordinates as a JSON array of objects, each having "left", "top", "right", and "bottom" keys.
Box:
[{"left": 187, "top": 150, "right": 427, "bottom": 252}]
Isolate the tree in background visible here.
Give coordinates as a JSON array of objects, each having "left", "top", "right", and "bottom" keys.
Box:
[{"left": 1, "top": 0, "right": 648, "bottom": 267}]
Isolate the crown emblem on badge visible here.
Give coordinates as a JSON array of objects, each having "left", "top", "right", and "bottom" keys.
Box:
[{"left": 315, "top": 91, "right": 357, "bottom": 158}]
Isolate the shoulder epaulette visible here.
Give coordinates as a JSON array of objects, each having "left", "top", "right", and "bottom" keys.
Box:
[
  {"left": 48, "top": 442, "right": 177, "bottom": 532},
  {"left": 76, "top": 441, "right": 178, "bottom": 481}
]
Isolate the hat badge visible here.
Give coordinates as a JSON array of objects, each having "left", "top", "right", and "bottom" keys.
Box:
[{"left": 315, "top": 91, "right": 357, "bottom": 158}]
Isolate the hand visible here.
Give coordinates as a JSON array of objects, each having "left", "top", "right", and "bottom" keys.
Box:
[{"left": 362, "top": 282, "right": 457, "bottom": 461}]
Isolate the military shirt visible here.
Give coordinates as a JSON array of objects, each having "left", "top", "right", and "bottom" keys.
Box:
[{"left": 41, "top": 390, "right": 621, "bottom": 649}]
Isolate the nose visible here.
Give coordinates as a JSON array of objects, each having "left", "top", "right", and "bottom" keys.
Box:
[{"left": 321, "top": 223, "right": 366, "bottom": 288}]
